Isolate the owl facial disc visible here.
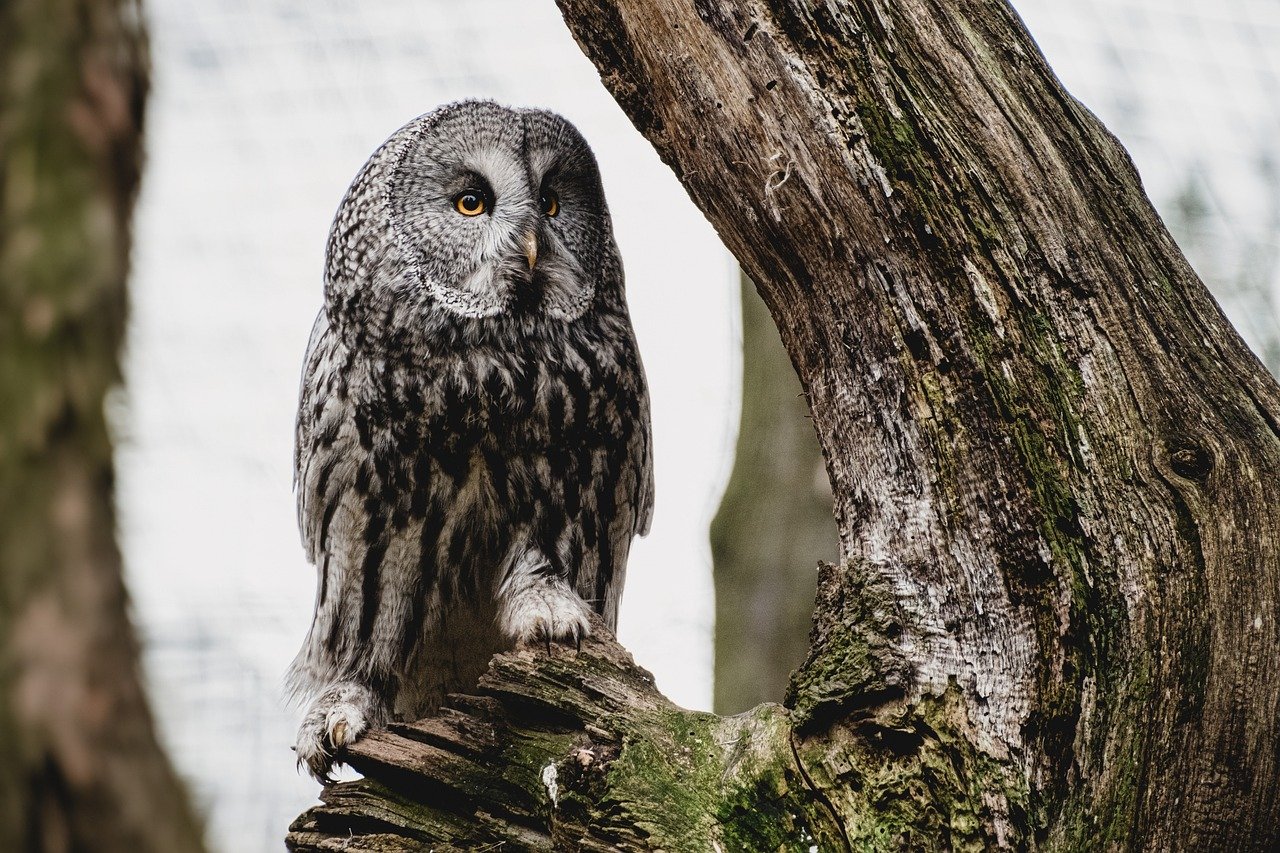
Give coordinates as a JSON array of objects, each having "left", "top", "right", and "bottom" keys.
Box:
[{"left": 378, "top": 100, "right": 607, "bottom": 322}]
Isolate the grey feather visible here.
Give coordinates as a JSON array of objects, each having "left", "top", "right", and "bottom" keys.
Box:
[{"left": 286, "top": 100, "right": 653, "bottom": 781}]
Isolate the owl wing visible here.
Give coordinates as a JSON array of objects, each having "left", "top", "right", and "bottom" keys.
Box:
[
  {"left": 559, "top": 327, "right": 652, "bottom": 632},
  {"left": 610, "top": 362, "right": 654, "bottom": 625},
  {"left": 294, "top": 311, "right": 333, "bottom": 559},
  {"left": 294, "top": 311, "right": 371, "bottom": 570},
  {"left": 291, "top": 311, "right": 373, "bottom": 695},
  {"left": 292, "top": 311, "right": 435, "bottom": 699},
  {"left": 629, "top": 376, "right": 655, "bottom": 538}
]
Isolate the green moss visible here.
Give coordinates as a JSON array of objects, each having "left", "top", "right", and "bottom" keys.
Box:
[
  {"left": 718, "top": 776, "right": 822, "bottom": 852},
  {"left": 601, "top": 709, "right": 725, "bottom": 843},
  {"left": 786, "top": 563, "right": 909, "bottom": 728},
  {"left": 850, "top": 78, "right": 1010, "bottom": 261},
  {"left": 541, "top": 703, "right": 846, "bottom": 851},
  {"left": 793, "top": 685, "right": 1031, "bottom": 850}
]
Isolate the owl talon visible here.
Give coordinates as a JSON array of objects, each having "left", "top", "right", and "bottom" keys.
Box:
[{"left": 294, "top": 682, "right": 376, "bottom": 783}]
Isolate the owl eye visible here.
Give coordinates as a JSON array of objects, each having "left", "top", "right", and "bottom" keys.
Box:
[
  {"left": 453, "top": 190, "right": 487, "bottom": 216},
  {"left": 540, "top": 189, "right": 559, "bottom": 217}
]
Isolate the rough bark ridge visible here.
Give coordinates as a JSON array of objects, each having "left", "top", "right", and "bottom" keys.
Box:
[
  {"left": 0, "top": 0, "right": 206, "bottom": 850},
  {"left": 290, "top": 0, "right": 1280, "bottom": 849}
]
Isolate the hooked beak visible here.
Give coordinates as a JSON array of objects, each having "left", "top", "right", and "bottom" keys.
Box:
[{"left": 521, "top": 231, "right": 538, "bottom": 270}]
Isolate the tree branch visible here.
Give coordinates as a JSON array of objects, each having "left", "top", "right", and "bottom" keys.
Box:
[{"left": 289, "top": 623, "right": 844, "bottom": 851}]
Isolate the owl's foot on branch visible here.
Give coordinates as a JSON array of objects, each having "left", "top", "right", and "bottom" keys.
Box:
[
  {"left": 497, "top": 555, "right": 593, "bottom": 649},
  {"left": 294, "top": 681, "right": 377, "bottom": 783}
]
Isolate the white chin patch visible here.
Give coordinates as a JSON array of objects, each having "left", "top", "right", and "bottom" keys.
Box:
[
  {"left": 424, "top": 257, "right": 595, "bottom": 321},
  {"left": 423, "top": 264, "right": 513, "bottom": 318}
]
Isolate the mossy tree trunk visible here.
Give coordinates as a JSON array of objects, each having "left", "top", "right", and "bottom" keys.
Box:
[
  {"left": 289, "top": 0, "right": 1280, "bottom": 849},
  {"left": 0, "top": 0, "right": 206, "bottom": 850},
  {"left": 710, "top": 272, "right": 833, "bottom": 714}
]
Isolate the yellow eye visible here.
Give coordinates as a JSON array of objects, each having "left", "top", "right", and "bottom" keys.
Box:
[
  {"left": 540, "top": 190, "right": 559, "bottom": 217},
  {"left": 454, "top": 190, "right": 486, "bottom": 216}
]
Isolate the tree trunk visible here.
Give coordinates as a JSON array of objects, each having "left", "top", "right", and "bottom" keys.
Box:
[
  {"left": 711, "top": 272, "right": 833, "bottom": 714},
  {"left": 0, "top": 1, "right": 206, "bottom": 850},
  {"left": 289, "top": 0, "right": 1280, "bottom": 849}
]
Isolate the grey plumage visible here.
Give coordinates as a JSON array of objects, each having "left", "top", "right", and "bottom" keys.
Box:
[{"left": 287, "top": 100, "right": 653, "bottom": 781}]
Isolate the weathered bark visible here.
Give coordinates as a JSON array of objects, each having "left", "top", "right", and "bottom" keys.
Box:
[
  {"left": 711, "top": 272, "right": 833, "bottom": 714},
  {"left": 290, "top": 0, "right": 1280, "bottom": 849},
  {"left": 289, "top": 621, "right": 845, "bottom": 851},
  {"left": 0, "top": 0, "right": 206, "bottom": 850}
]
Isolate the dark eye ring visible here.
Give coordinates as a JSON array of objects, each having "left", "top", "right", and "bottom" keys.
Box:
[
  {"left": 453, "top": 190, "right": 487, "bottom": 216},
  {"left": 540, "top": 189, "right": 559, "bottom": 217}
]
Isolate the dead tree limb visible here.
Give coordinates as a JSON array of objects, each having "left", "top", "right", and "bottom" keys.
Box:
[{"left": 289, "top": 623, "right": 843, "bottom": 851}]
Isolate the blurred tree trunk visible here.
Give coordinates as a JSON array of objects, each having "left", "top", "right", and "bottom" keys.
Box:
[
  {"left": 710, "top": 272, "right": 832, "bottom": 713},
  {"left": 0, "top": 1, "right": 206, "bottom": 851},
  {"left": 289, "top": 0, "right": 1280, "bottom": 849}
]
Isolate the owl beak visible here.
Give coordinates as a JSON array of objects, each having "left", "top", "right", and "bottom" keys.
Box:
[{"left": 521, "top": 231, "right": 538, "bottom": 270}]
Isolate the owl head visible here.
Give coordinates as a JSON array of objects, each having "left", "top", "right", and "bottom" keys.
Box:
[{"left": 324, "top": 100, "right": 620, "bottom": 348}]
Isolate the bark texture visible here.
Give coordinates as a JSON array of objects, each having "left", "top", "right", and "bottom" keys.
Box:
[
  {"left": 0, "top": 0, "right": 206, "bottom": 850},
  {"left": 711, "top": 272, "right": 833, "bottom": 714},
  {"left": 290, "top": 0, "right": 1280, "bottom": 849},
  {"left": 289, "top": 621, "right": 845, "bottom": 851}
]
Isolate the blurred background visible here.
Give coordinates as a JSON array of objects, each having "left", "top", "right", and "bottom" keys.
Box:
[{"left": 3, "top": 0, "right": 1278, "bottom": 850}]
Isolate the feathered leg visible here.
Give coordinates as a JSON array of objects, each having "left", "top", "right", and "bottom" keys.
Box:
[
  {"left": 496, "top": 547, "right": 592, "bottom": 646},
  {"left": 293, "top": 681, "right": 379, "bottom": 783}
]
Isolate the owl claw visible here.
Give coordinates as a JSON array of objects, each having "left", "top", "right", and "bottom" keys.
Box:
[{"left": 294, "top": 682, "right": 376, "bottom": 783}]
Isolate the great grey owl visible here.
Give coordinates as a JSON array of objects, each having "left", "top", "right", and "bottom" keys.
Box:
[{"left": 286, "top": 100, "right": 653, "bottom": 781}]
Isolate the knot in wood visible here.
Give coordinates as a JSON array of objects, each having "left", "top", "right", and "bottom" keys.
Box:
[
  {"left": 1170, "top": 444, "right": 1213, "bottom": 482},
  {"left": 554, "top": 739, "right": 618, "bottom": 804}
]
